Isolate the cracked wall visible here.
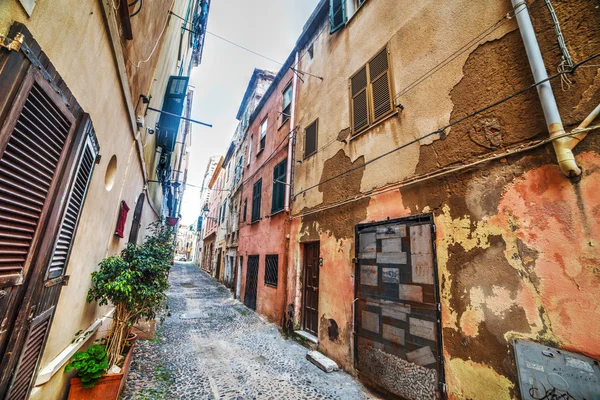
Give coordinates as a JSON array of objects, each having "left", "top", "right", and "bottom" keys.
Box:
[{"left": 289, "top": 0, "right": 600, "bottom": 398}]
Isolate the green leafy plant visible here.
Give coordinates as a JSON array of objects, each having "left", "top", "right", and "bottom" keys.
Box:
[
  {"left": 64, "top": 344, "right": 109, "bottom": 388},
  {"left": 87, "top": 221, "right": 174, "bottom": 366}
]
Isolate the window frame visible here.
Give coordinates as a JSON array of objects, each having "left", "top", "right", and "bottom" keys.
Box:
[
  {"left": 304, "top": 119, "right": 318, "bottom": 159},
  {"left": 281, "top": 83, "right": 293, "bottom": 124},
  {"left": 271, "top": 158, "right": 287, "bottom": 214},
  {"left": 259, "top": 117, "right": 268, "bottom": 152},
  {"left": 251, "top": 179, "right": 262, "bottom": 223},
  {"left": 349, "top": 45, "right": 394, "bottom": 137},
  {"left": 330, "top": 0, "right": 346, "bottom": 33}
]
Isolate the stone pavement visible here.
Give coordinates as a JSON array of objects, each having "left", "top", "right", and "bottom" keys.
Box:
[{"left": 120, "top": 262, "right": 375, "bottom": 400}]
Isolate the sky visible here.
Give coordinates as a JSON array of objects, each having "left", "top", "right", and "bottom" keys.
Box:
[{"left": 179, "top": 0, "right": 321, "bottom": 225}]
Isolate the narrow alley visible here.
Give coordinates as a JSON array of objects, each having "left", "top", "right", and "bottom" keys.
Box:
[{"left": 120, "top": 262, "right": 374, "bottom": 400}]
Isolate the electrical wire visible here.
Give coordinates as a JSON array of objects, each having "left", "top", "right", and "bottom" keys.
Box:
[
  {"left": 291, "top": 124, "right": 600, "bottom": 219},
  {"left": 392, "top": 0, "right": 538, "bottom": 103},
  {"left": 292, "top": 52, "right": 600, "bottom": 200},
  {"left": 125, "top": 1, "right": 176, "bottom": 68}
]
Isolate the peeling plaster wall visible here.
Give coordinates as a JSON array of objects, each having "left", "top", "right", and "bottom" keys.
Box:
[{"left": 289, "top": 0, "right": 600, "bottom": 397}]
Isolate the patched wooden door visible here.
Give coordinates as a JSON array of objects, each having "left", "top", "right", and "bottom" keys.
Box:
[
  {"left": 303, "top": 242, "right": 319, "bottom": 336},
  {"left": 0, "top": 24, "right": 99, "bottom": 399},
  {"left": 355, "top": 215, "right": 444, "bottom": 400},
  {"left": 244, "top": 255, "right": 259, "bottom": 310}
]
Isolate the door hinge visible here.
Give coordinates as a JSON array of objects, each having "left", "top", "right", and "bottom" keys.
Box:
[
  {"left": 0, "top": 32, "right": 24, "bottom": 52},
  {"left": 44, "top": 275, "right": 70, "bottom": 288}
]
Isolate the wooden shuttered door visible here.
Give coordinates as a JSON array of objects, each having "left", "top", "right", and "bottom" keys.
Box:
[
  {"left": 350, "top": 47, "right": 394, "bottom": 135},
  {"left": 0, "top": 24, "right": 96, "bottom": 398}
]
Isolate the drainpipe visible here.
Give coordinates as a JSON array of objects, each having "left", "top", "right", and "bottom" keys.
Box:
[
  {"left": 285, "top": 50, "right": 300, "bottom": 212},
  {"left": 512, "top": 0, "right": 582, "bottom": 179}
]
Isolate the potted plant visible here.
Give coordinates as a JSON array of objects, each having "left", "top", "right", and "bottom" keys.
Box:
[{"left": 67, "top": 221, "right": 174, "bottom": 399}]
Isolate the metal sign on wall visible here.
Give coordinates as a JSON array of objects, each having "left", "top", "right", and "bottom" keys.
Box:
[{"left": 514, "top": 340, "right": 600, "bottom": 399}]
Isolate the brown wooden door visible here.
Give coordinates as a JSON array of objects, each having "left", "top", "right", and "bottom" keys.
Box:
[
  {"left": 303, "top": 242, "right": 320, "bottom": 336},
  {"left": 0, "top": 23, "right": 99, "bottom": 399},
  {"left": 355, "top": 216, "right": 444, "bottom": 400}
]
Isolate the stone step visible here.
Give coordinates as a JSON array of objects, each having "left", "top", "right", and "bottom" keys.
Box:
[{"left": 306, "top": 351, "right": 339, "bottom": 373}]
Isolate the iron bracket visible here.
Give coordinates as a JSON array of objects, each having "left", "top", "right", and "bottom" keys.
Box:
[
  {"left": 44, "top": 275, "right": 70, "bottom": 288},
  {"left": 0, "top": 32, "right": 24, "bottom": 52}
]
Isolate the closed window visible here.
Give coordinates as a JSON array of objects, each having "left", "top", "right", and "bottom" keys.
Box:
[
  {"left": 305, "top": 119, "right": 318, "bottom": 158},
  {"left": 259, "top": 118, "right": 267, "bottom": 151},
  {"left": 264, "top": 254, "right": 279, "bottom": 287},
  {"left": 350, "top": 47, "right": 394, "bottom": 135},
  {"left": 272, "top": 158, "right": 287, "bottom": 214},
  {"left": 247, "top": 136, "right": 253, "bottom": 165},
  {"left": 251, "top": 179, "right": 262, "bottom": 222},
  {"left": 282, "top": 84, "right": 292, "bottom": 122}
]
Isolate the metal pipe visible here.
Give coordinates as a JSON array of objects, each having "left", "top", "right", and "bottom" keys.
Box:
[
  {"left": 146, "top": 106, "right": 213, "bottom": 127},
  {"left": 511, "top": 0, "right": 582, "bottom": 178},
  {"left": 285, "top": 51, "right": 300, "bottom": 212}
]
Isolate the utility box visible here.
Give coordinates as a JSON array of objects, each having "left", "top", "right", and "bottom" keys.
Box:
[{"left": 514, "top": 339, "right": 600, "bottom": 399}]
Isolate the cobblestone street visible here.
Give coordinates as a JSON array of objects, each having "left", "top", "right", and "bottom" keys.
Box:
[{"left": 120, "top": 262, "right": 374, "bottom": 400}]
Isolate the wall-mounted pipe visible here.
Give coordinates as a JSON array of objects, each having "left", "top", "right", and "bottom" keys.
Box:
[{"left": 512, "top": 0, "right": 583, "bottom": 179}]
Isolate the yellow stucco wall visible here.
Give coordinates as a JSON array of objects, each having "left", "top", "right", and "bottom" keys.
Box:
[{"left": 0, "top": 0, "right": 188, "bottom": 398}]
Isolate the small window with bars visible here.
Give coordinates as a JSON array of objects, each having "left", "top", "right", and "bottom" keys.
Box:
[
  {"left": 304, "top": 119, "right": 318, "bottom": 158},
  {"left": 350, "top": 46, "right": 394, "bottom": 135},
  {"left": 264, "top": 254, "right": 279, "bottom": 287}
]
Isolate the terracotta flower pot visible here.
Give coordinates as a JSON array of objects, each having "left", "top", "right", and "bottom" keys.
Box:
[{"left": 67, "top": 343, "right": 135, "bottom": 400}]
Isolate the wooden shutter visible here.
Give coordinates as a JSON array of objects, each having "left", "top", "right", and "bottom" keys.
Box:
[
  {"left": 330, "top": 0, "right": 346, "bottom": 33},
  {"left": 6, "top": 308, "right": 53, "bottom": 400},
  {"left": 271, "top": 159, "right": 286, "bottom": 214},
  {"left": 0, "top": 79, "right": 72, "bottom": 288},
  {"left": 128, "top": 193, "right": 145, "bottom": 244},
  {"left": 369, "top": 48, "right": 393, "bottom": 121},
  {"left": 251, "top": 179, "right": 262, "bottom": 222},
  {"left": 45, "top": 129, "right": 98, "bottom": 279},
  {"left": 304, "top": 120, "right": 318, "bottom": 158},
  {"left": 351, "top": 67, "right": 369, "bottom": 134}
]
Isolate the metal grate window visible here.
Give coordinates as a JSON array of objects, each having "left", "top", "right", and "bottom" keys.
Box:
[
  {"left": 264, "top": 254, "right": 278, "bottom": 287},
  {"left": 350, "top": 47, "right": 394, "bottom": 135},
  {"left": 304, "top": 120, "right": 318, "bottom": 158}
]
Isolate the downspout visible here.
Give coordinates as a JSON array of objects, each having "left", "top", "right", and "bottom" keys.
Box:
[
  {"left": 512, "top": 0, "right": 581, "bottom": 179},
  {"left": 285, "top": 50, "right": 299, "bottom": 212}
]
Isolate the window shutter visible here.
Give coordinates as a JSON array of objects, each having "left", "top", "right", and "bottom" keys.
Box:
[
  {"left": 330, "top": 0, "right": 346, "bottom": 33},
  {"left": 369, "top": 49, "right": 393, "bottom": 121},
  {"left": 351, "top": 67, "right": 369, "bottom": 133},
  {"left": 46, "top": 125, "right": 98, "bottom": 279},
  {"left": 271, "top": 159, "right": 287, "bottom": 214},
  {"left": 304, "top": 120, "right": 318, "bottom": 158},
  {"left": 252, "top": 179, "right": 262, "bottom": 222},
  {"left": 128, "top": 193, "right": 145, "bottom": 244},
  {"left": 0, "top": 81, "right": 72, "bottom": 288},
  {"left": 6, "top": 308, "right": 54, "bottom": 400}
]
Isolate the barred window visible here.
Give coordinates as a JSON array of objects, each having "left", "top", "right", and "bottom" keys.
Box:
[{"left": 264, "top": 254, "right": 279, "bottom": 287}]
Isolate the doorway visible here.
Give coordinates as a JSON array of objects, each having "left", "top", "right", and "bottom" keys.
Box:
[
  {"left": 244, "top": 255, "right": 259, "bottom": 310},
  {"left": 303, "top": 242, "right": 320, "bottom": 336},
  {"left": 355, "top": 215, "right": 444, "bottom": 400}
]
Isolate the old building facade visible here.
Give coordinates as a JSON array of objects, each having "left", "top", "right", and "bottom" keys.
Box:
[
  {"left": 0, "top": 0, "right": 209, "bottom": 398},
  {"left": 204, "top": 0, "right": 600, "bottom": 399},
  {"left": 286, "top": 0, "right": 600, "bottom": 399}
]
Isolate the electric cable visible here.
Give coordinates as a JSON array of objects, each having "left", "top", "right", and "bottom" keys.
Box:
[
  {"left": 292, "top": 52, "right": 600, "bottom": 200},
  {"left": 392, "top": 0, "right": 538, "bottom": 103}
]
